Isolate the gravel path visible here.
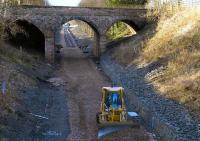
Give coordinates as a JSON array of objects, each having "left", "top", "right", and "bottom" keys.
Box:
[{"left": 100, "top": 52, "right": 200, "bottom": 141}]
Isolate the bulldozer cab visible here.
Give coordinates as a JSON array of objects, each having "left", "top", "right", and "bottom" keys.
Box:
[
  {"left": 105, "top": 90, "right": 122, "bottom": 110},
  {"left": 102, "top": 87, "right": 125, "bottom": 113}
]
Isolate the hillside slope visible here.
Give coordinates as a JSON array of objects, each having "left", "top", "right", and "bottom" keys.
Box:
[
  {"left": 110, "top": 8, "right": 200, "bottom": 115},
  {"left": 0, "top": 44, "right": 53, "bottom": 140},
  {"left": 138, "top": 8, "right": 200, "bottom": 114}
]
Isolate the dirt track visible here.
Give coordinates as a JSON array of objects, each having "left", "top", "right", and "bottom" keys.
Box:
[
  {"left": 53, "top": 48, "right": 151, "bottom": 141},
  {"left": 54, "top": 48, "right": 109, "bottom": 140}
]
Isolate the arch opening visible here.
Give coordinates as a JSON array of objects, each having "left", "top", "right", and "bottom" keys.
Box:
[
  {"left": 4, "top": 19, "right": 45, "bottom": 55},
  {"left": 55, "top": 19, "right": 100, "bottom": 56},
  {"left": 106, "top": 20, "right": 137, "bottom": 42}
]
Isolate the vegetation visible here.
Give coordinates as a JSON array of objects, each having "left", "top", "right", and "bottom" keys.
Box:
[
  {"left": 105, "top": 0, "right": 147, "bottom": 40},
  {"left": 111, "top": 24, "right": 154, "bottom": 64},
  {"left": 72, "top": 20, "right": 94, "bottom": 37},
  {"left": 80, "top": 0, "right": 147, "bottom": 8},
  {"left": 79, "top": 0, "right": 107, "bottom": 7},
  {"left": 0, "top": 2, "right": 45, "bottom": 139},
  {"left": 0, "top": 0, "right": 45, "bottom": 5},
  {"left": 137, "top": 8, "right": 200, "bottom": 114},
  {"left": 0, "top": 20, "right": 4, "bottom": 40},
  {"left": 106, "top": 22, "right": 135, "bottom": 41},
  {"left": 106, "top": 0, "right": 147, "bottom": 8}
]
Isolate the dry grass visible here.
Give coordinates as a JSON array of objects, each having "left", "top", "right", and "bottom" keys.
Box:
[
  {"left": 137, "top": 8, "right": 200, "bottom": 114},
  {"left": 0, "top": 45, "right": 35, "bottom": 118},
  {"left": 139, "top": 8, "right": 200, "bottom": 63},
  {"left": 111, "top": 40, "right": 143, "bottom": 64},
  {"left": 0, "top": 90, "right": 18, "bottom": 117},
  {"left": 111, "top": 24, "right": 155, "bottom": 65}
]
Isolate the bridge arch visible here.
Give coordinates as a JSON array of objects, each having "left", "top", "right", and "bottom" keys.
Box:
[
  {"left": 60, "top": 17, "right": 100, "bottom": 35},
  {"left": 55, "top": 18, "right": 101, "bottom": 57},
  {"left": 4, "top": 19, "right": 45, "bottom": 55}
]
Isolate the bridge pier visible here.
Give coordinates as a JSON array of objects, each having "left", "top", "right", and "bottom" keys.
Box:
[
  {"left": 45, "top": 38, "right": 55, "bottom": 63},
  {"left": 93, "top": 34, "right": 100, "bottom": 57},
  {"left": 99, "top": 35, "right": 107, "bottom": 54},
  {"left": 93, "top": 35, "right": 107, "bottom": 58}
]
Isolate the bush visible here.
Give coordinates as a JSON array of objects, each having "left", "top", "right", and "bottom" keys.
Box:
[{"left": 106, "top": 22, "right": 135, "bottom": 41}]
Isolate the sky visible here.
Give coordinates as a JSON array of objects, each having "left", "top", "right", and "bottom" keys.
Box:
[{"left": 47, "top": 0, "right": 81, "bottom": 6}]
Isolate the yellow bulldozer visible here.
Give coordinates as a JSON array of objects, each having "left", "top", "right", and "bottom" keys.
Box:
[{"left": 96, "top": 87, "right": 139, "bottom": 139}]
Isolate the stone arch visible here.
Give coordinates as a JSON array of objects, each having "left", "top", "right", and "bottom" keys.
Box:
[{"left": 4, "top": 19, "right": 45, "bottom": 54}]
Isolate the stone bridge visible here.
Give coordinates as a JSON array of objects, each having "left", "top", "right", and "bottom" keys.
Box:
[{"left": 6, "top": 6, "right": 148, "bottom": 61}]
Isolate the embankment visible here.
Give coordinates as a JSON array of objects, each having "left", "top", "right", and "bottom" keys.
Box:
[{"left": 101, "top": 53, "right": 199, "bottom": 141}]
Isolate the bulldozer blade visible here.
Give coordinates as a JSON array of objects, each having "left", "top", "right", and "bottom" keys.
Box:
[
  {"left": 98, "top": 124, "right": 133, "bottom": 139},
  {"left": 97, "top": 121, "right": 140, "bottom": 139}
]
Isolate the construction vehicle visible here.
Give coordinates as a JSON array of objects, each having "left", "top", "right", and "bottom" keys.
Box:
[{"left": 96, "top": 87, "right": 140, "bottom": 139}]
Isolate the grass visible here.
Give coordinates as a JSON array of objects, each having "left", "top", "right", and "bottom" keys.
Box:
[
  {"left": 0, "top": 44, "right": 35, "bottom": 116},
  {"left": 0, "top": 43, "right": 51, "bottom": 140},
  {"left": 137, "top": 7, "right": 200, "bottom": 114},
  {"left": 0, "top": 89, "right": 18, "bottom": 116}
]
